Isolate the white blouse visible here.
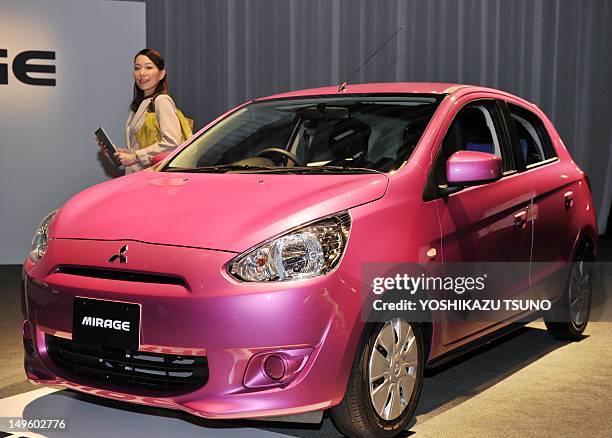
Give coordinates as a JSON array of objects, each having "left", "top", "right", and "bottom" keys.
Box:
[{"left": 124, "top": 94, "right": 182, "bottom": 173}]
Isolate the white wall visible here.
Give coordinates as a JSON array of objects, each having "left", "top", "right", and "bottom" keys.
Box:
[{"left": 0, "top": 0, "right": 145, "bottom": 264}]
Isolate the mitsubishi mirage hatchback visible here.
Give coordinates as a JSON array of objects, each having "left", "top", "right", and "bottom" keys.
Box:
[{"left": 22, "top": 83, "right": 597, "bottom": 437}]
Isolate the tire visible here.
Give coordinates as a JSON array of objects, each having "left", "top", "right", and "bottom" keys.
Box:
[
  {"left": 330, "top": 318, "right": 424, "bottom": 438},
  {"left": 544, "top": 242, "right": 593, "bottom": 340}
]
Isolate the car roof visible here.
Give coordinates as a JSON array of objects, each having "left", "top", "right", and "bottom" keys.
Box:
[
  {"left": 256, "top": 82, "right": 496, "bottom": 100},
  {"left": 254, "top": 82, "right": 539, "bottom": 114}
]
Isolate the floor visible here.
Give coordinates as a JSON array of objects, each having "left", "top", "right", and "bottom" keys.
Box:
[{"left": 1, "top": 237, "right": 611, "bottom": 437}]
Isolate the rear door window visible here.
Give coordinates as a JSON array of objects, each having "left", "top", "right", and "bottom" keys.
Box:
[{"left": 507, "top": 103, "right": 556, "bottom": 167}]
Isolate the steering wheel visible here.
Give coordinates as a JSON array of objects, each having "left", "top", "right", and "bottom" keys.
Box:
[{"left": 255, "top": 148, "right": 304, "bottom": 167}]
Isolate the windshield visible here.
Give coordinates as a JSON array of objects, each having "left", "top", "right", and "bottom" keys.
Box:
[{"left": 165, "top": 95, "right": 441, "bottom": 174}]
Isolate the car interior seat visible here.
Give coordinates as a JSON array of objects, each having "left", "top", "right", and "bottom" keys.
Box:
[{"left": 307, "top": 118, "right": 371, "bottom": 164}]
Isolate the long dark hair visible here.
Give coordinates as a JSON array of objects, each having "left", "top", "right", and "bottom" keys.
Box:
[{"left": 130, "top": 48, "right": 169, "bottom": 112}]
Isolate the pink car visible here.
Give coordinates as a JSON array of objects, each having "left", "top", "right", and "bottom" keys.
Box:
[{"left": 22, "top": 83, "right": 597, "bottom": 437}]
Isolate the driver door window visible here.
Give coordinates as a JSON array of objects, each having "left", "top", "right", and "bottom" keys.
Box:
[{"left": 432, "top": 101, "right": 510, "bottom": 189}]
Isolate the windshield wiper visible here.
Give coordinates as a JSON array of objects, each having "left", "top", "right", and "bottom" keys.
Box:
[
  {"left": 164, "top": 164, "right": 383, "bottom": 175},
  {"left": 287, "top": 166, "right": 384, "bottom": 175},
  {"left": 165, "top": 164, "right": 293, "bottom": 173}
]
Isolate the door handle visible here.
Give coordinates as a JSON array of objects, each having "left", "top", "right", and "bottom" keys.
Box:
[
  {"left": 564, "top": 191, "right": 574, "bottom": 210},
  {"left": 514, "top": 210, "right": 528, "bottom": 230}
]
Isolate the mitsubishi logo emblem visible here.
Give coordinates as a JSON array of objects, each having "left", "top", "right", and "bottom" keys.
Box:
[{"left": 108, "top": 245, "right": 128, "bottom": 263}]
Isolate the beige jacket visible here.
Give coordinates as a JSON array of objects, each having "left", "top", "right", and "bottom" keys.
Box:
[{"left": 124, "top": 94, "right": 182, "bottom": 174}]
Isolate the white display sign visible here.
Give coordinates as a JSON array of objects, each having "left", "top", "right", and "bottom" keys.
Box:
[{"left": 0, "top": 0, "right": 145, "bottom": 263}]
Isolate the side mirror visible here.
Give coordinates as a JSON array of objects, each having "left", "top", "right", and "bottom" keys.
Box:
[{"left": 446, "top": 150, "right": 502, "bottom": 187}]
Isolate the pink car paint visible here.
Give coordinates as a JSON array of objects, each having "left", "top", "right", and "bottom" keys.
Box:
[
  {"left": 446, "top": 150, "right": 503, "bottom": 185},
  {"left": 22, "top": 83, "right": 597, "bottom": 423}
]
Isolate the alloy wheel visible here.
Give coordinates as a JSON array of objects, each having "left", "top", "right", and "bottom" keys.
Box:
[{"left": 568, "top": 259, "right": 591, "bottom": 327}]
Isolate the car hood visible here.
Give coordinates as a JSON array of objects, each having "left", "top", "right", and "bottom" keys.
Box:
[{"left": 52, "top": 171, "right": 388, "bottom": 252}]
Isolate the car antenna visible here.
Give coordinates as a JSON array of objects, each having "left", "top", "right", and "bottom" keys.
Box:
[{"left": 337, "top": 25, "right": 405, "bottom": 93}]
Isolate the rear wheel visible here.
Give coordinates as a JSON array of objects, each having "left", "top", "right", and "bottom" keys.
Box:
[
  {"left": 544, "top": 242, "right": 593, "bottom": 340},
  {"left": 330, "top": 318, "right": 424, "bottom": 438}
]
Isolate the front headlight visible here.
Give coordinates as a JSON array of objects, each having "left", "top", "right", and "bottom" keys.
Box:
[
  {"left": 29, "top": 209, "right": 58, "bottom": 262},
  {"left": 228, "top": 212, "right": 351, "bottom": 282}
]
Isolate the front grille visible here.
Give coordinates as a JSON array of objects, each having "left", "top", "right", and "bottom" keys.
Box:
[
  {"left": 46, "top": 335, "right": 208, "bottom": 394},
  {"left": 56, "top": 266, "right": 187, "bottom": 287}
]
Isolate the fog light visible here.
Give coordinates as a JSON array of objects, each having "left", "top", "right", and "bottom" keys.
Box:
[
  {"left": 263, "top": 355, "right": 286, "bottom": 380},
  {"left": 243, "top": 347, "right": 313, "bottom": 389}
]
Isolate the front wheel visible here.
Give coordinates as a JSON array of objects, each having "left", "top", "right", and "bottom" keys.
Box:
[{"left": 330, "top": 319, "right": 424, "bottom": 438}]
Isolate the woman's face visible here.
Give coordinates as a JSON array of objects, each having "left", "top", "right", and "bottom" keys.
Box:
[{"left": 133, "top": 54, "right": 165, "bottom": 97}]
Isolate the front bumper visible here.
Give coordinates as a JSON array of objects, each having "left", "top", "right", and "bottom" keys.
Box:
[{"left": 22, "top": 238, "right": 365, "bottom": 419}]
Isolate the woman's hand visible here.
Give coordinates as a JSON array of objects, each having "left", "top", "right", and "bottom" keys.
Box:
[
  {"left": 96, "top": 140, "right": 130, "bottom": 163},
  {"left": 115, "top": 151, "right": 139, "bottom": 166}
]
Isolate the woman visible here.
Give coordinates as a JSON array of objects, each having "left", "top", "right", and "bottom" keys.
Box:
[{"left": 102, "top": 48, "right": 183, "bottom": 173}]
